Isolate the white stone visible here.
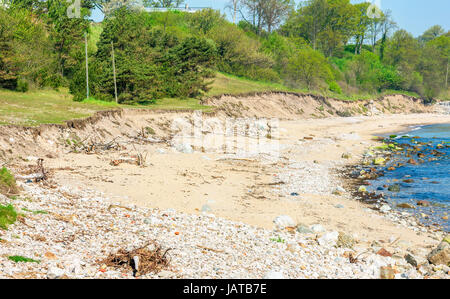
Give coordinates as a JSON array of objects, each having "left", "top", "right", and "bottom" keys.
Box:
[
  {"left": 380, "top": 204, "right": 391, "bottom": 213},
  {"left": 318, "top": 231, "right": 339, "bottom": 247},
  {"left": 273, "top": 215, "right": 295, "bottom": 230},
  {"left": 310, "top": 224, "right": 325, "bottom": 233},
  {"left": 264, "top": 271, "right": 284, "bottom": 279},
  {"left": 47, "top": 267, "right": 65, "bottom": 279}
]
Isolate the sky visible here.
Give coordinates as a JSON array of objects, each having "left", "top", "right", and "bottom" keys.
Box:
[{"left": 91, "top": 0, "right": 450, "bottom": 37}]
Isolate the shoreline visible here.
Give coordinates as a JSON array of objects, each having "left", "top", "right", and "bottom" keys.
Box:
[{"left": 342, "top": 122, "right": 450, "bottom": 233}]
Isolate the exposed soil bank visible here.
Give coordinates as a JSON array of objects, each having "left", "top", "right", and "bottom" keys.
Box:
[{"left": 203, "top": 92, "right": 436, "bottom": 119}]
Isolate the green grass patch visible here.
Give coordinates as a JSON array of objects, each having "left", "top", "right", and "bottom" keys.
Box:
[
  {"left": 0, "top": 88, "right": 115, "bottom": 126},
  {"left": 8, "top": 255, "right": 40, "bottom": 264},
  {"left": 207, "top": 72, "right": 304, "bottom": 96},
  {"left": 21, "top": 208, "right": 48, "bottom": 215},
  {"left": 81, "top": 97, "right": 120, "bottom": 107},
  {"left": 0, "top": 167, "right": 18, "bottom": 195},
  {"left": 270, "top": 236, "right": 286, "bottom": 243},
  {"left": 0, "top": 204, "right": 17, "bottom": 230}
]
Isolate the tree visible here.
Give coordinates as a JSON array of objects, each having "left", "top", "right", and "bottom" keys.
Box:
[
  {"left": 145, "top": 0, "right": 184, "bottom": 8},
  {"left": 281, "top": 0, "right": 328, "bottom": 50},
  {"left": 238, "top": 0, "right": 264, "bottom": 34},
  {"left": 0, "top": 6, "right": 56, "bottom": 90},
  {"left": 286, "top": 48, "right": 332, "bottom": 89},
  {"left": 419, "top": 25, "right": 445, "bottom": 43},
  {"left": 226, "top": 0, "right": 241, "bottom": 24},
  {"left": 353, "top": 2, "right": 371, "bottom": 55},
  {"left": 281, "top": 0, "right": 358, "bottom": 56},
  {"left": 378, "top": 10, "right": 396, "bottom": 60},
  {"left": 260, "top": 0, "right": 294, "bottom": 33},
  {"left": 189, "top": 8, "right": 224, "bottom": 35},
  {"left": 423, "top": 35, "right": 450, "bottom": 92}
]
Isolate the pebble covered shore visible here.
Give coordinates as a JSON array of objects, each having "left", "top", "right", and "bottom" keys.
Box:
[{"left": 0, "top": 180, "right": 448, "bottom": 279}]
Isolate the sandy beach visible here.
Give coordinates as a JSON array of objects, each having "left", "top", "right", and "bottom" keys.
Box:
[{"left": 1, "top": 94, "right": 450, "bottom": 279}]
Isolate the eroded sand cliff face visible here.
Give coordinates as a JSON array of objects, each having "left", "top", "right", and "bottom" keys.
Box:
[
  {"left": 0, "top": 93, "right": 437, "bottom": 160},
  {"left": 202, "top": 92, "right": 435, "bottom": 119}
]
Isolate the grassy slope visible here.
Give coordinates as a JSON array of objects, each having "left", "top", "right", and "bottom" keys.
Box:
[
  {"left": 0, "top": 72, "right": 438, "bottom": 126},
  {"left": 0, "top": 73, "right": 293, "bottom": 126}
]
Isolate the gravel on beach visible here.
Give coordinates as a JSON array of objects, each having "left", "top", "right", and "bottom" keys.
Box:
[{"left": 1, "top": 180, "right": 446, "bottom": 279}]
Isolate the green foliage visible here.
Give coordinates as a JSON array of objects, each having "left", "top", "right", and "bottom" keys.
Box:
[
  {"left": 328, "top": 81, "right": 342, "bottom": 94},
  {"left": 188, "top": 8, "right": 224, "bottom": 35},
  {"left": 16, "top": 79, "right": 29, "bottom": 93},
  {"left": 208, "top": 22, "right": 278, "bottom": 82},
  {"left": 0, "top": 167, "right": 18, "bottom": 196},
  {"left": 1, "top": 1, "right": 448, "bottom": 103},
  {"left": 0, "top": 8, "right": 55, "bottom": 90},
  {"left": 286, "top": 48, "right": 333, "bottom": 90},
  {"left": 70, "top": 8, "right": 217, "bottom": 103},
  {"left": 8, "top": 255, "right": 40, "bottom": 264},
  {"left": 0, "top": 204, "right": 17, "bottom": 230}
]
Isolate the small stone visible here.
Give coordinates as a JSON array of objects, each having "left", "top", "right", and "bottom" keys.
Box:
[
  {"left": 296, "top": 224, "right": 313, "bottom": 234},
  {"left": 332, "top": 186, "right": 345, "bottom": 196},
  {"left": 443, "top": 235, "right": 450, "bottom": 244},
  {"left": 417, "top": 200, "right": 431, "bottom": 207},
  {"left": 373, "top": 157, "right": 386, "bottom": 165},
  {"left": 388, "top": 184, "right": 401, "bottom": 192},
  {"left": 380, "top": 266, "right": 395, "bottom": 279},
  {"left": 341, "top": 152, "right": 351, "bottom": 159},
  {"left": 377, "top": 248, "right": 393, "bottom": 257},
  {"left": 404, "top": 254, "right": 418, "bottom": 268},
  {"left": 273, "top": 215, "right": 295, "bottom": 230},
  {"left": 264, "top": 271, "right": 284, "bottom": 279},
  {"left": 396, "top": 203, "right": 415, "bottom": 209},
  {"left": 407, "top": 159, "right": 418, "bottom": 165},
  {"left": 44, "top": 252, "right": 57, "bottom": 260},
  {"left": 201, "top": 204, "right": 213, "bottom": 213},
  {"left": 310, "top": 224, "right": 325, "bottom": 233},
  {"left": 318, "top": 231, "right": 339, "bottom": 247},
  {"left": 47, "top": 266, "right": 65, "bottom": 279},
  {"left": 380, "top": 204, "right": 391, "bottom": 213},
  {"left": 358, "top": 186, "right": 367, "bottom": 193}
]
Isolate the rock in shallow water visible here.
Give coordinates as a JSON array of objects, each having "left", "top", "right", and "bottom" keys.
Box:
[{"left": 396, "top": 203, "right": 415, "bottom": 209}]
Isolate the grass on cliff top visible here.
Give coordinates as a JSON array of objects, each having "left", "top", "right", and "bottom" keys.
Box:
[
  {"left": 0, "top": 72, "right": 429, "bottom": 126},
  {"left": 0, "top": 73, "right": 284, "bottom": 125}
]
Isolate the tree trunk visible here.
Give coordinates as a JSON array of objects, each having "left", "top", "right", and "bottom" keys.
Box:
[{"left": 446, "top": 58, "right": 449, "bottom": 89}]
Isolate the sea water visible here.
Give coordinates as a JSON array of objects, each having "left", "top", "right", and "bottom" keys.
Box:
[{"left": 372, "top": 123, "right": 450, "bottom": 232}]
